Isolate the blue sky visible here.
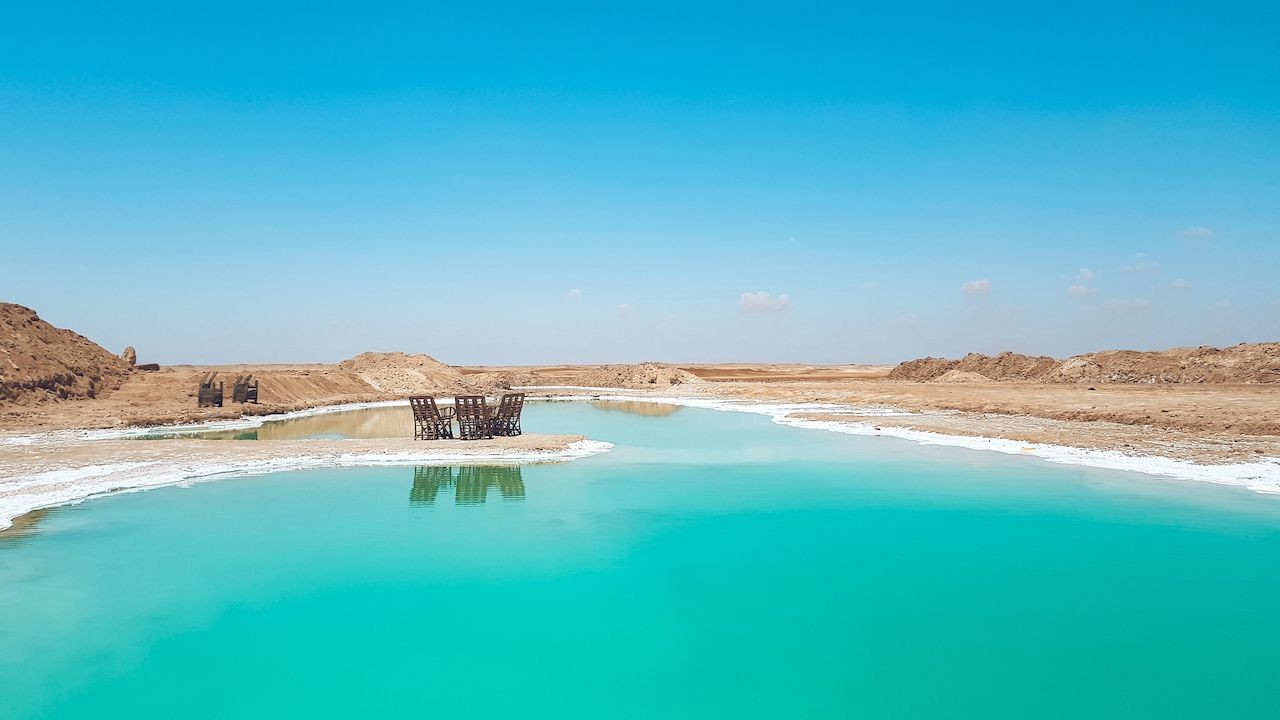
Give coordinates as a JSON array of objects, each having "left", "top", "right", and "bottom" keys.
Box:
[{"left": 2, "top": 2, "right": 1278, "bottom": 364}]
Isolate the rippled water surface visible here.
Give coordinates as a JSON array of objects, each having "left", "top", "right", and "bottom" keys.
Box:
[{"left": 4, "top": 402, "right": 1280, "bottom": 718}]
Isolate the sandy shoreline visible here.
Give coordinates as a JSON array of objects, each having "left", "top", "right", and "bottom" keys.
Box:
[
  {"left": 5, "top": 385, "right": 1280, "bottom": 531},
  {"left": 5, "top": 358, "right": 1280, "bottom": 529},
  {"left": 0, "top": 432, "right": 610, "bottom": 531},
  {"left": 7, "top": 368, "right": 1280, "bottom": 451},
  {"left": 539, "top": 391, "right": 1280, "bottom": 495},
  {"left": 4, "top": 367, "right": 1280, "bottom": 465},
  {"left": 695, "top": 380, "right": 1280, "bottom": 462}
]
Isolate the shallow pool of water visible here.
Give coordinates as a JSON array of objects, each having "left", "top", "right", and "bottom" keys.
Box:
[
  {"left": 4, "top": 402, "right": 1280, "bottom": 718},
  {"left": 134, "top": 399, "right": 676, "bottom": 441}
]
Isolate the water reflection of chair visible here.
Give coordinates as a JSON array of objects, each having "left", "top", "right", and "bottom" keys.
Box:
[
  {"left": 454, "top": 466, "right": 489, "bottom": 504},
  {"left": 490, "top": 466, "right": 525, "bottom": 501},
  {"left": 409, "top": 465, "right": 525, "bottom": 505},
  {"left": 411, "top": 466, "right": 456, "bottom": 504}
]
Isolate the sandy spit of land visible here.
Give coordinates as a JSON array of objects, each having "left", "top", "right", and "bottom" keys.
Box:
[
  {"left": 673, "top": 377, "right": 1280, "bottom": 464},
  {"left": 519, "top": 371, "right": 1280, "bottom": 466},
  {"left": 0, "top": 433, "right": 602, "bottom": 530}
]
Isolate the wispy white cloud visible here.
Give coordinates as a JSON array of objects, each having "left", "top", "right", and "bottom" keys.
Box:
[
  {"left": 566, "top": 288, "right": 582, "bottom": 301},
  {"left": 1076, "top": 268, "right": 1096, "bottom": 282},
  {"left": 1214, "top": 299, "right": 1231, "bottom": 309},
  {"left": 1169, "top": 278, "right": 1193, "bottom": 290},
  {"left": 1179, "top": 227, "right": 1213, "bottom": 239},
  {"left": 961, "top": 279, "right": 991, "bottom": 296},
  {"left": 738, "top": 291, "right": 791, "bottom": 313},
  {"left": 616, "top": 303, "right": 632, "bottom": 316},
  {"left": 1067, "top": 284, "right": 1097, "bottom": 297}
]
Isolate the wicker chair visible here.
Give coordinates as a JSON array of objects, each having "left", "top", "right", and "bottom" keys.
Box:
[
  {"left": 454, "top": 395, "right": 492, "bottom": 440},
  {"left": 409, "top": 396, "right": 454, "bottom": 440},
  {"left": 490, "top": 392, "right": 525, "bottom": 437}
]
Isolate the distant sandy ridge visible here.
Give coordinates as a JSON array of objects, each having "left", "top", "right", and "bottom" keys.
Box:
[{"left": 2, "top": 301, "right": 1279, "bottom": 467}]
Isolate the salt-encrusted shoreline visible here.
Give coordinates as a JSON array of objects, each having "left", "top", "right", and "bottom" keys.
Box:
[
  {"left": 0, "top": 432, "right": 611, "bottom": 531},
  {"left": 525, "top": 389, "right": 1280, "bottom": 496},
  {"left": 6, "top": 388, "right": 1280, "bottom": 532}
]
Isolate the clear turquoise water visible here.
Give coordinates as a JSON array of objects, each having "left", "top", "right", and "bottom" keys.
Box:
[{"left": 3, "top": 402, "right": 1280, "bottom": 718}]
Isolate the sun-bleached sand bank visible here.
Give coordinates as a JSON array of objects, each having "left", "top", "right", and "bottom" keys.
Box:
[
  {"left": 669, "top": 379, "right": 1280, "bottom": 461},
  {"left": 534, "top": 391, "right": 1280, "bottom": 495},
  {"left": 0, "top": 430, "right": 611, "bottom": 531}
]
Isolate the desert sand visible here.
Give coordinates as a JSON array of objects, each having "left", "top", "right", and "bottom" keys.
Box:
[
  {"left": 11, "top": 361, "right": 1276, "bottom": 465},
  {"left": 3, "top": 301, "right": 1280, "bottom": 468},
  {"left": 2, "top": 433, "right": 592, "bottom": 485}
]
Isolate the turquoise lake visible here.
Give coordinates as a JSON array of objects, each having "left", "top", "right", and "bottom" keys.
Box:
[{"left": 3, "top": 401, "right": 1280, "bottom": 718}]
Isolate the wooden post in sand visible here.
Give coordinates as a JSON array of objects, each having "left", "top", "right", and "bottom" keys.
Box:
[{"left": 197, "top": 373, "right": 223, "bottom": 408}]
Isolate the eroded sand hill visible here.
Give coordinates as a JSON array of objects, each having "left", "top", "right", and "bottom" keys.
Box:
[
  {"left": 0, "top": 315, "right": 709, "bottom": 432},
  {"left": 465, "top": 362, "right": 702, "bottom": 388},
  {"left": 0, "top": 303, "right": 130, "bottom": 404},
  {"left": 889, "top": 345, "right": 1280, "bottom": 384},
  {"left": 564, "top": 362, "right": 703, "bottom": 387},
  {"left": 337, "top": 352, "right": 464, "bottom": 394}
]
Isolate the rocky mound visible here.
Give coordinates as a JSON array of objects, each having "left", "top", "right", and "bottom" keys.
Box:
[
  {"left": 890, "top": 343, "right": 1280, "bottom": 384},
  {"left": 337, "top": 351, "right": 465, "bottom": 394},
  {"left": 0, "top": 303, "right": 131, "bottom": 404},
  {"left": 934, "top": 369, "right": 992, "bottom": 383},
  {"left": 886, "top": 357, "right": 956, "bottom": 382},
  {"left": 462, "top": 369, "right": 551, "bottom": 390},
  {"left": 956, "top": 351, "right": 1058, "bottom": 381},
  {"left": 568, "top": 362, "right": 704, "bottom": 388},
  {"left": 888, "top": 352, "right": 1057, "bottom": 382},
  {"left": 1046, "top": 344, "right": 1280, "bottom": 384}
]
